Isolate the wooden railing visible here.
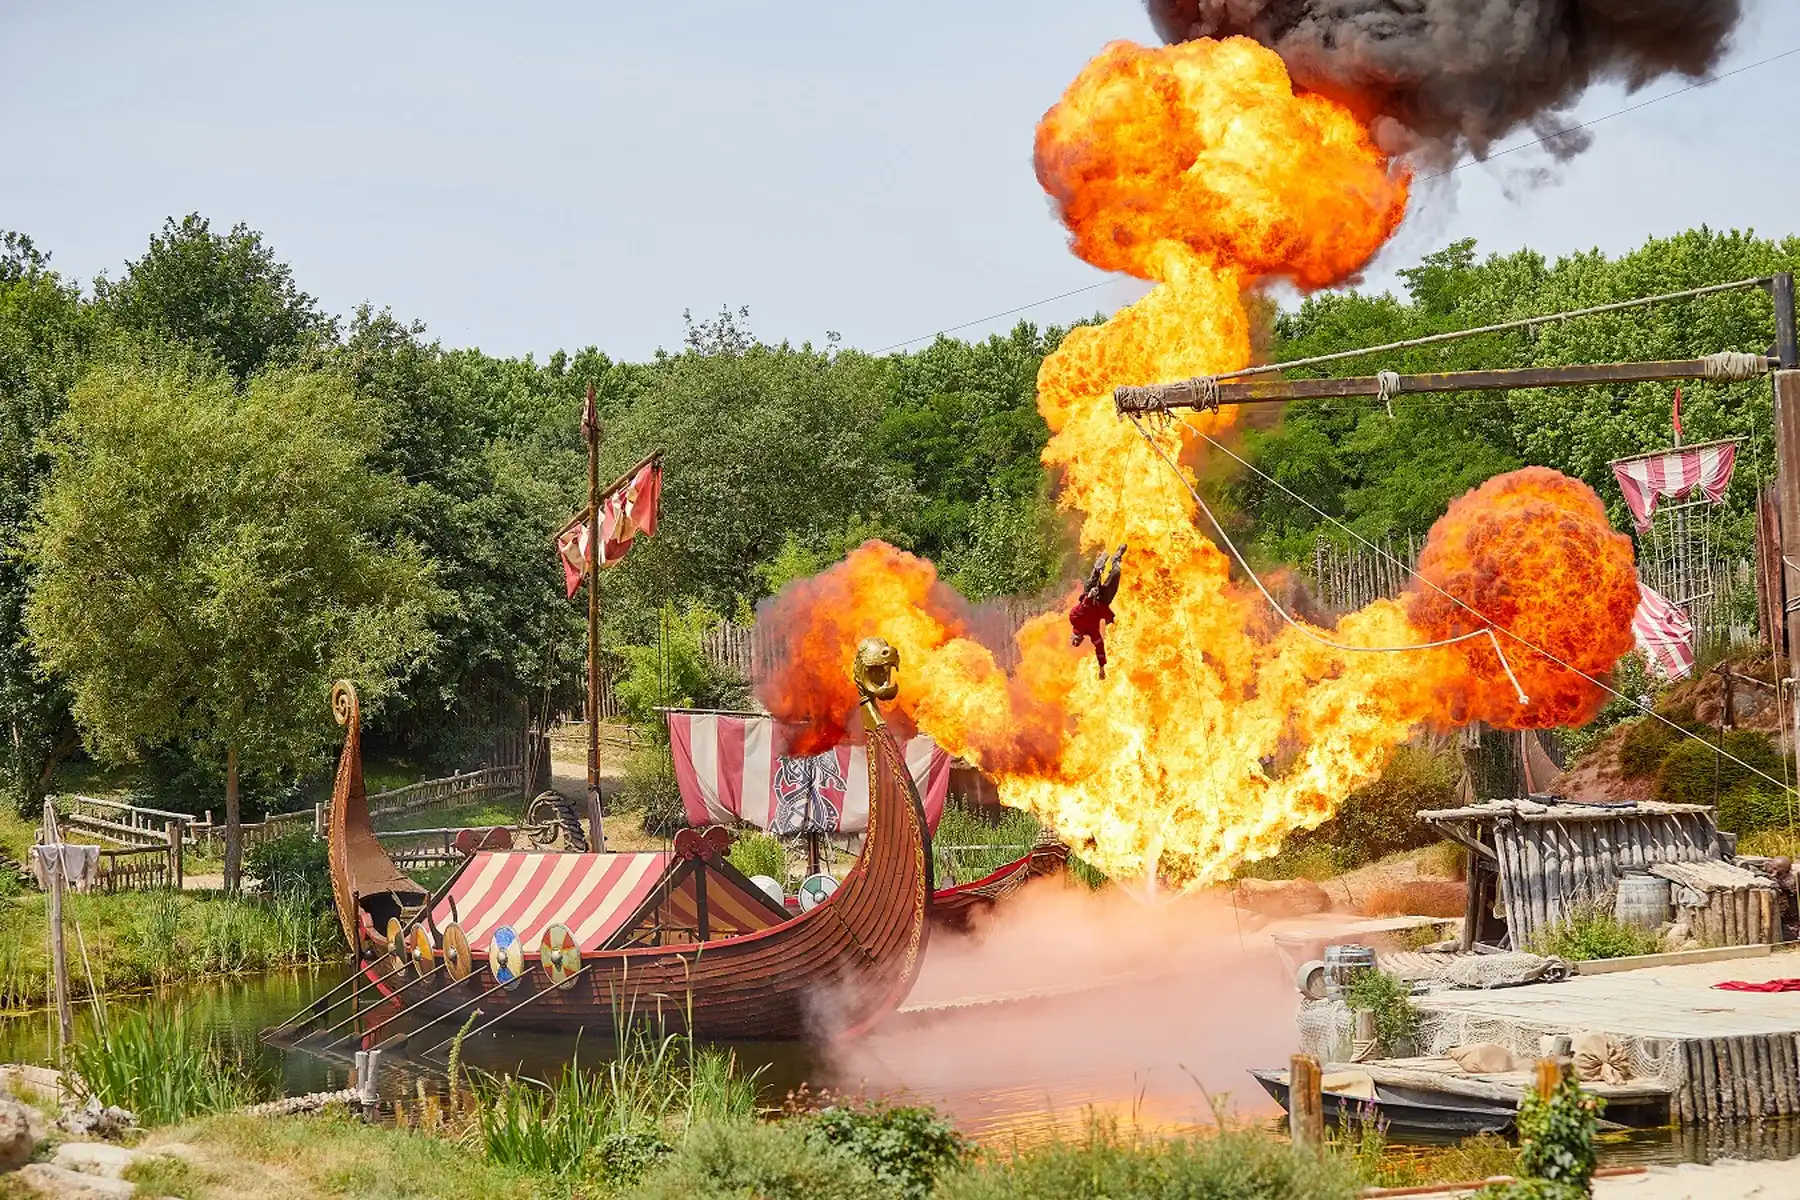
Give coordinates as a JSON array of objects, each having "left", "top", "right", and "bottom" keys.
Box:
[
  {"left": 94, "top": 845, "right": 175, "bottom": 893},
  {"left": 374, "top": 827, "right": 494, "bottom": 870},
  {"left": 366, "top": 764, "right": 523, "bottom": 820}
]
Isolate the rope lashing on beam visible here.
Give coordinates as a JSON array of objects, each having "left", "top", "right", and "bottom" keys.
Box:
[
  {"left": 1124, "top": 412, "right": 1530, "bottom": 705},
  {"left": 1376, "top": 369, "right": 1401, "bottom": 417},
  {"left": 1702, "top": 350, "right": 1770, "bottom": 382}
]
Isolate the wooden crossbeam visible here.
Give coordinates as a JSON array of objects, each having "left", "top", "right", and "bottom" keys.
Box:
[{"left": 1114, "top": 357, "right": 1778, "bottom": 412}]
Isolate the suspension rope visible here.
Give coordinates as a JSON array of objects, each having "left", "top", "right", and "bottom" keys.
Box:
[
  {"left": 1125, "top": 412, "right": 1530, "bottom": 704},
  {"left": 1191, "top": 421, "right": 1800, "bottom": 801},
  {"left": 1170, "top": 277, "right": 1774, "bottom": 387}
]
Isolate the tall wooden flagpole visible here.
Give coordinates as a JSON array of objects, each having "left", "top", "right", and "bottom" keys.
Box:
[{"left": 583, "top": 385, "right": 606, "bottom": 851}]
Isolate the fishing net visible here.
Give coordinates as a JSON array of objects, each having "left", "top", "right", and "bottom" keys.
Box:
[
  {"left": 1425, "top": 952, "right": 1573, "bottom": 989},
  {"left": 1297, "top": 999, "right": 1355, "bottom": 1063}
]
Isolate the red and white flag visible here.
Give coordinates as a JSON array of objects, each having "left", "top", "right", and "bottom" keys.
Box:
[
  {"left": 666, "top": 711, "right": 950, "bottom": 836},
  {"left": 1610, "top": 441, "right": 1737, "bottom": 533},
  {"left": 554, "top": 458, "right": 663, "bottom": 599},
  {"left": 1632, "top": 582, "right": 1695, "bottom": 681}
]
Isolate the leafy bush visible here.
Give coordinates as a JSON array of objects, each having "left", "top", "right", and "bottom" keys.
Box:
[
  {"left": 1473, "top": 1074, "right": 1603, "bottom": 1200},
  {"left": 1618, "top": 716, "right": 1682, "bottom": 778},
  {"left": 1653, "top": 729, "right": 1786, "bottom": 808},
  {"left": 71, "top": 1006, "right": 265, "bottom": 1125},
  {"left": 623, "top": 742, "right": 687, "bottom": 837},
  {"left": 244, "top": 829, "right": 332, "bottom": 911},
  {"left": 1718, "top": 779, "right": 1794, "bottom": 836},
  {"left": 1344, "top": 969, "right": 1420, "bottom": 1054},
  {"left": 1529, "top": 907, "right": 1660, "bottom": 962},
  {"left": 728, "top": 832, "right": 788, "bottom": 883},
  {"left": 807, "top": 1103, "right": 970, "bottom": 1200},
  {"left": 614, "top": 601, "right": 749, "bottom": 724},
  {"left": 634, "top": 1118, "right": 898, "bottom": 1200}
]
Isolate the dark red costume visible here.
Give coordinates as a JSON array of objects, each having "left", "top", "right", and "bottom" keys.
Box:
[{"left": 1070, "top": 545, "right": 1125, "bottom": 678}]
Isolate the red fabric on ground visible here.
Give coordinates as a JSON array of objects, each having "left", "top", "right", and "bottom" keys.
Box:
[{"left": 1713, "top": 978, "right": 1800, "bottom": 993}]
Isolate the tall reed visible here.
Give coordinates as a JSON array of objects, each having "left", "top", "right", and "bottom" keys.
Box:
[{"left": 69, "top": 1005, "right": 265, "bottom": 1126}]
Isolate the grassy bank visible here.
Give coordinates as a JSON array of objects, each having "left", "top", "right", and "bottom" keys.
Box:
[
  {"left": 0, "top": 888, "right": 341, "bottom": 1011},
  {"left": 1, "top": 1003, "right": 1565, "bottom": 1200}
]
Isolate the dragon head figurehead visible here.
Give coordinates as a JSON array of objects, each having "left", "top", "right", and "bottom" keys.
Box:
[{"left": 852, "top": 637, "right": 900, "bottom": 705}]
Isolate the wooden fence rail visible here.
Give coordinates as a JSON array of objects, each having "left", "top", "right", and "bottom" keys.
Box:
[
  {"left": 366, "top": 764, "right": 523, "bottom": 820},
  {"left": 94, "top": 845, "right": 174, "bottom": 893}
]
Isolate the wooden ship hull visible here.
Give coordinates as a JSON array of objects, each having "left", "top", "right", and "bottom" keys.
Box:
[
  {"left": 931, "top": 840, "right": 1069, "bottom": 931},
  {"left": 326, "top": 641, "right": 934, "bottom": 1042}
]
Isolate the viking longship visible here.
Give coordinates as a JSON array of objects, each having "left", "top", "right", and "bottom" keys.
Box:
[
  {"left": 327, "top": 636, "right": 933, "bottom": 1041},
  {"left": 929, "top": 837, "right": 1070, "bottom": 931}
]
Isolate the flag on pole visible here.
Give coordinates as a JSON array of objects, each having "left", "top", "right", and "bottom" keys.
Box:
[
  {"left": 553, "top": 457, "right": 663, "bottom": 598},
  {"left": 1671, "top": 387, "right": 1683, "bottom": 443},
  {"left": 1632, "top": 582, "right": 1695, "bottom": 681}
]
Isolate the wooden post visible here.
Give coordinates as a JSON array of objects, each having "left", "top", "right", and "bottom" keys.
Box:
[
  {"left": 1535, "top": 1056, "right": 1567, "bottom": 1099},
  {"left": 1289, "top": 1053, "right": 1323, "bottom": 1151},
  {"left": 41, "top": 803, "right": 73, "bottom": 1056},
  {"left": 166, "top": 820, "right": 183, "bottom": 891},
  {"left": 1772, "top": 371, "right": 1800, "bottom": 671},
  {"left": 584, "top": 384, "right": 606, "bottom": 852}
]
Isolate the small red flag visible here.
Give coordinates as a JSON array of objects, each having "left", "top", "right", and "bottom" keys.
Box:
[
  {"left": 580, "top": 384, "right": 598, "bottom": 443},
  {"left": 1672, "top": 386, "right": 1683, "bottom": 442}
]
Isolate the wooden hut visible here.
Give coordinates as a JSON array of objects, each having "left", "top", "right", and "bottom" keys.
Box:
[{"left": 1419, "top": 798, "right": 1730, "bottom": 951}]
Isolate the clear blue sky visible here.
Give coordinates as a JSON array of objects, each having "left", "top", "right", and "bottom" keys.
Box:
[{"left": 4, "top": 1, "right": 1799, "bottom": 362}]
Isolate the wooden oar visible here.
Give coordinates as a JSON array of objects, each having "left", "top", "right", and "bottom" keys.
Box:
[{"left": 417, "top": 966, "right": 590, "bottom": 1058}]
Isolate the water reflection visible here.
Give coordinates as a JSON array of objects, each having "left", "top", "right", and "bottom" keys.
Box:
[{"left": 3, "top": 966, "right": 1798, "bottom": 1172}]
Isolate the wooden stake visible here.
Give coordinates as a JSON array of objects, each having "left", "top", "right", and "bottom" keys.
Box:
[
  {"left": 1534, "top": 1057, "right": 1566, "bottom": 1100},
  {"left": 1290, "top": 1054, "right": 1323, "bottom": 1151},
  {"left": 584, "top": 384, "right": 606, "bottom": 853}
]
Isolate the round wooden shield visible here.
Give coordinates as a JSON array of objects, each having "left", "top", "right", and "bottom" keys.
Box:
[
  {"left": 798, "top": 872, "right": 840, "bottom": 912},
  {"left": 385, "top": 917, "right": 408, "bottom": 975},
  {"left": 488, "top": 924, "right": 525, "bottom": 988},
  {"left": 408, "top": 922, "right": 435, "bottom": 977},
  {"left": 539, "top": 923, "right": 581, "bottom": 989},
  {"left": 441, "top": 922, "right": 472, "bottom": 982}
]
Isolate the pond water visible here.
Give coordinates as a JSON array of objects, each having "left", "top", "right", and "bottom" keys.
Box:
[{"left": 5, "top": 885, "right": 1799, "bottom": 1172}]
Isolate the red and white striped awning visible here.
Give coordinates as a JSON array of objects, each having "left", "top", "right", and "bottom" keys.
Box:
[{"left": 429, "top": 852, "right": 671, "bottom": 952}]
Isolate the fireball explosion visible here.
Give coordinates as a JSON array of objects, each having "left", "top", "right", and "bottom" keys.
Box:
[{"left": 759, "top": 37, "right": 1639, "bottom": 889}]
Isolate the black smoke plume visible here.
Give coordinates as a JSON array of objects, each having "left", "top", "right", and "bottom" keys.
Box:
[{"left": 1145, "top": 0, "right": 1742, "bottom": 167}]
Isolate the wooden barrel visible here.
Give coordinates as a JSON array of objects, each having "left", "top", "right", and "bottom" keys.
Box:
[
  {"left": 1615, "top": 871, "right": 1671, "bottom": 930},
  {"left": 1323, "top": 943, "right": 1376, "bottom": 998}
]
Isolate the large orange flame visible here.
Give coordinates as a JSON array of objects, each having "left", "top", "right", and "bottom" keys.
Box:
[{"left": 756, "top": 38, "right": 1639, "bottom": 888}]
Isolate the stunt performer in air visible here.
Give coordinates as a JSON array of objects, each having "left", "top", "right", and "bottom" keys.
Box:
[{"left": 1069, "top": 544, "right": 1126, "bottom": 678}]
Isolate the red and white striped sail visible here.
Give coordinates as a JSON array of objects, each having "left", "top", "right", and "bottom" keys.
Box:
[
  {"left": 1610, "top": 440, "right": 1738, "bottom": 533},
  {"left": 667, "top": 711, "right": 950, "bottom": 835},
  {"left": 1632, "top": 582, "right": 1695, "bottom": 681}
]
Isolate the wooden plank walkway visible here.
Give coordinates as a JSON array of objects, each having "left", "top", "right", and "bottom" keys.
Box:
[{"left": 1413, "top": 947, "right": 1800, "bottom": 1122}]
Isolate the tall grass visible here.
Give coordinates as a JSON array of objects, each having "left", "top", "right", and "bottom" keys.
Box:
[
  {"left": 69, "top": 1005, "right": 265, "bottom": 1125},
  {"left": 728, "top": 832, "right": 789, "bottom": 883},
  {"left": 0, "top": 889, "right": 343, "bottom": 1011},
  {"left": 1530, "top": 905, "right": 1662, "bottom": 961},
  {"left": 935, "top": 800, "right": 1043, "bottom": 882},
  {"left": 475, "top": 1027, "right": 764, "bottom": 1182}
]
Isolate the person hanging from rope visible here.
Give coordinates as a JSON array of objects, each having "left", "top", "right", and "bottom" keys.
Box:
[{"left": 1069, "top": 544, "right": 1126, "bottom": 678}]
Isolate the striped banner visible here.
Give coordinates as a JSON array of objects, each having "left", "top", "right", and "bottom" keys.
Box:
[
  {"left": 1610, "top": 441, "right": 1738, "bottom": 533},
  {"left": 429, "top": 851, "right": 669, "bottom": 952},
  {"left": 1633, "top": 582, "right": 1696, "bottom": 681},
  {"left": 666, "top": 712, "right": 949, "bottom": 835}
]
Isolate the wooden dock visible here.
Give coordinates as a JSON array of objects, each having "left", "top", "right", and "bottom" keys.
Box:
[{"left": 1412, "top": 947, "right": 1800, "bottom": 1123}]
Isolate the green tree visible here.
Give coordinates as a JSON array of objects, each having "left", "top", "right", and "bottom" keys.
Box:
[
  {"left": 94, "top": 214, "right": 336, "bottom": 380},
  {"left": 25, "top": 359, "right": 439, "bottom": 889},
  {"left": 0, "top": 231, "right": 93, "bottom": 812},
  {"left": 335, "top": 308, "right": 582, "bottom": 762}
]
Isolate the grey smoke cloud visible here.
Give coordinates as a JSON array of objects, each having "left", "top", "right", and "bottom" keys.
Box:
[{"left": 1145, "top": 0, "right": 1743, "bottom": 167}]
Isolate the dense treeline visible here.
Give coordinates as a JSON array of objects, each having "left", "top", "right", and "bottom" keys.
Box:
[{"left": 4, "top": 215, "right": 1797, "bottom": 864}]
